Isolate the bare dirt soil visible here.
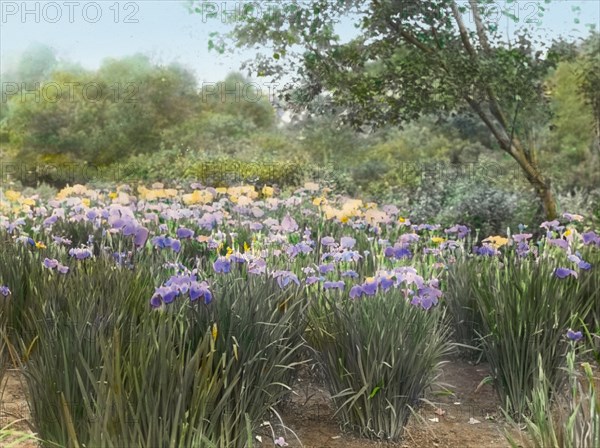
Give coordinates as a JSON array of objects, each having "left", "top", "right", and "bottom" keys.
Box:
[
  {"left": 1, "top": 359, "right": 527, "bottom": 448},
  {"left": 272, "top": 359, "right": 524, "bottom": 448}
]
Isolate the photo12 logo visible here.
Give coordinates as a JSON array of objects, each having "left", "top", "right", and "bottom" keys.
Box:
[
  {"left": 1, "top": 1, "right": 139, "bottom": 24},
  {"left": 201, "top": 82, "right": 280, "bottom": 104},
  {"left": 195, "top": 2, "right": 297, "bottom": 24},
  {"left": 2, "top": 81, "right": 139, "bottom": 104}
]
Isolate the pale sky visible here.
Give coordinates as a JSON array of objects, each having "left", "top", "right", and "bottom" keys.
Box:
[{"left": 1, "top": 0, "right": 599, "bottom": 84}]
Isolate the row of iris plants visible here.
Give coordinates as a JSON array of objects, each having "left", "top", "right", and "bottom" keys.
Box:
[{"left": 0, "top": 183, "right": 598, "bottom": 446}]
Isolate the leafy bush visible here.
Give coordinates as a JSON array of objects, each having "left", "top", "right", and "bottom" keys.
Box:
[
  {"left": 444, "top": 257, "right": 485, "bottom": 360},
  {"left": 406, "top": 165, "right": 538, "bottom": 237},
  {"left": 310, "top": 290, "right": 452, "bottom": 440},
  {"left": 465, "top": 255, "right": 595, "bottom": 417},
  {"left": 506, "top": 344, "right": 600, "bottom": 448},
  {"left": 5, "top": 249, "right": 308, "bottom": 447}
]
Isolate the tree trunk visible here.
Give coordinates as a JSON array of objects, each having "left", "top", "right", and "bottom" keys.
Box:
[
  {"left": 465, "top": 99, "right": 558, "bottom": 219},
  {"left": 508, "top": 141, "right": 558, "bottom": 220}
]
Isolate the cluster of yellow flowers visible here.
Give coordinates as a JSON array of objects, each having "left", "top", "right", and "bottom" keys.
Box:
[
  {"left": 56, "top": 184, "right": 97, "bottom": 200},
  {"left": 182, "top": 190, "right": 214, "bottom": 206},
  {"left": 483, "top": 235, "right": 509, "bottom": 248},
  {"left": 137, "top": 185, "right": 178, "bottom": 201},
  {"left": 225, "top": 185, "right": 259, "bottom": 204},
  {"left": 1, "top": 190, "right": 38, "bottom": 215}
]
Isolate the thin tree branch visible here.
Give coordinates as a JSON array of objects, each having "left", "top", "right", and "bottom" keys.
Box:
[
  {"left": 469, "top": 0, "right": 491, "bottom": 53},
  {"left": 449, "top": 1, "right": 476, "bottom": 57}
]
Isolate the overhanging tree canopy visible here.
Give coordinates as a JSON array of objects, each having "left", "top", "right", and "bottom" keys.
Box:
[{"left": 191, "top": 0, "right": 588, "bottom": 219}]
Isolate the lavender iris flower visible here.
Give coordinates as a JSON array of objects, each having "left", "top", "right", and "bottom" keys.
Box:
[
  {"left": 176, "top": 227, "right": 195, "bottom": 239},
  {"left": 474, "top": 245, "right": 497, "bottom": 257},
  {"left": 319, "top": 263, "right": 335, "bottom": 274},
  {"left": 567, "top": 254, "right": 591, "bottom": 270},
  {"left": 323, "top": 280, "right": 344, "bottom": 290},
  {"left": 566, "top": 329, "right": 583, "bottom": 342},
  {"left": 0, "top": 285, "right": 11, "bottom": 297},
  {"left": 362, "top": 280, "right": 377, "bottom": 296},
  {"left": 340, "top": 237, "right": 356, "bottom": 249},
  {"left": 582, "top": 231, "right": 600, "bottom": 246},
  {"left": 43, "top": 258, "right": 59, "bottom": 269},
  {"left": 189, "top": 281, "right": 213, "bottom": 304},
  {"left": 213, "top": 257, "right": 231, "bottom": 274},
  {"left": 151, "top": 236, "right": 181, "bottom": 253},
  {"left": 273, "top": 271, "right": 300, "bottom": 289},
  {"left": 554, "top": 267, "right": 578, "bottom": 279},
  {"left": 248, "top": 258, "right": 266, "bottom": 275},
  {"left": 69, "top": 248, "right": 93, "bottom": 260},
  {"left": 321, "top": 236, "right": 336, "bottom": 247},
  {"left": 349, "top": 285, "right": 364, "bottom": 299},
  {"left": 305, "top": 276, "right": 322, "bottom": 285}
]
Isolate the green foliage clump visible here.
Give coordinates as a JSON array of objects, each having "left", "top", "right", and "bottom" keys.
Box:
[
  {"left": 309, "top": 291, "right": 452, "bottom": 440},
  {"left": 449, "top": 253, "right": 596, "bottom": 417}
]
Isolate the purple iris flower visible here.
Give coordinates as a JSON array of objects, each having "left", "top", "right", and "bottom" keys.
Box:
[
  {"left": 323, "top": 281, "right": 345, "bottom": 290},
  {"left": 43, "top": 258, "right": 59, "bottom": 269},
  {"left": 155, "top": 286, "right": 179, "bottom": 304},
  {"left": 400, "top": 233, "right": 420, "bottom": 245},
  {"left": 43, "top": 215, "right": 59, "bottom": 227},
  {"left": 336, "top": 250, "right": 362, "bottom": 262},
  {"left": 230, "top": 254, "right": 246, "bottom": 264},
  {"left": 249, "top": 222, "right": 263, "bottom": 231},
  {"left": 305, "top": 276, "right": 323, "bottom": 285},
  {"left": 567, "top": 254, "right": 591, "bottom": 270},
  {"left": 474, "top": 245, "right": 497, "bottom": 257},
  {"left": 566, "top": 329, "right": 583, "bottom": 342},
  {"left": 512, "top": 233, "right": 533, "bottom": 243},
  {"left": 362, "top": 281, "right": 378, "bottom": 296},
  {"left": 379, "top": 276, "right": 394, "bottom": 291},
  {"left": 0, "top": 285, "right": 11, "bottom": 297},
  {"left": 342, "top": 270, "right": 358, "bottom": 278},
  {"left": 321, "top": 236, "right": 336, "bottom": 247},
  {"left": 286, "top": 242, "right": 313, "bottom": 258},
  {"left": 444, "top": 225, "right": 470, "bottom": 239},
  {"left": 540, "top": 220, "right": 561, "bottom": 231},
  {"left": 9, "top": 218, "right": 27, "bottom": 234},
  {"left": 151, "top": 236, "right": 181, "bottom": 253},
  {"left": 213, "top": 257, "right": 231, "bottom": 274},
  {"left": 134, "top": 226, "right": 149, "bottom": 247},
  {"left": 319, "top": 263, "right": 335, "bottom": 274},
  {"left": 395, "top": 267, "right": 424, "bottom": 288},
  {"left": 150, "top": 294, "right": 162, "bottom": 308},
  {"left": 385, "top": 245, "right": 413, "bottom": 259},
  {"left": 416, "top": 224, "right": 440, "bottom": 231},
  {"left": 189, "top": 281, "right": 213, "bottom": 304},
  {"left": 340, "top": 237, "right": 356, "bottom": 249},
  {"left": 280, "top": 214, "right": 299, "bottom": 233},
  {"left": 176, "top": 227, "right": 195, "bottom": 239},
  {"left": 554, "top": 267, "right": 578, "bottom": 279},
  {"left": 248, "top": 258, "right": 266, "bottom": 275},
  {"left": 52, "top": 236, "right": 72, "bottom": 246},
  {"left": 413, "top": 286, "right": 443, "bottom": 310},
  {"left": 547, "top": 238, "right": 569, "bottom": 250},
  {"left": 582, "top": 231, "right": 600, "bottom": 246},
  {"left": 57, "top": 265, "right": 70, "bottom": 274},
  {"left": 349, "top": 285, "right": 365, "bottom": 299},
  {"left": 69, "top": 248, "right": 93, "bottom": 260},
  {"left": 516, "top": 241, "right": 531, "bottom": 258},
  {"left": 286, "top": 245, "right": 300, "bottom": 258},
  {"left": 273, "top": 271, "right": 300, "bottom": 289}
]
